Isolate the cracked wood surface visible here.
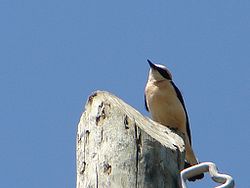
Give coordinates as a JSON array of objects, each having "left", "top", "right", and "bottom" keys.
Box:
[{"left": 76, "top": 91, "right": 185, "bottom": 188}]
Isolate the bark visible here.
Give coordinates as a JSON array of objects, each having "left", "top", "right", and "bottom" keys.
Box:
[{"left": 76, "top": 91, "right": 185, "bottom": 188}]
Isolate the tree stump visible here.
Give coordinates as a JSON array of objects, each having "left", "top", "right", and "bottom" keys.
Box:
[{"left": 76, "top": 91, "right": 185, "bottom": 188}]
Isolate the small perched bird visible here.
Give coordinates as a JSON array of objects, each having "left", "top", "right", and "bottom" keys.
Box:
[{"left": 144, "top": 59, "right": 204, "bottom": 181}]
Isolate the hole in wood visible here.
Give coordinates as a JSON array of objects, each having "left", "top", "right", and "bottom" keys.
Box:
[{"left": 103, "top": 162, "right": 112, "bottom": 175}]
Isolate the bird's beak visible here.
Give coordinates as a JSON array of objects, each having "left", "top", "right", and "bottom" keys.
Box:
[{"left": 147, "top": 59, "right": 157, "bottom": 69}]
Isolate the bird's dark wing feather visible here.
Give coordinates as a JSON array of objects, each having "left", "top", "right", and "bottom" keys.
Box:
[
  {"left": 144, "top": 93, "right": 149, "bottom": 111},
  {"left": 170, "top": 81, "right": 192, "bottom": 145}
]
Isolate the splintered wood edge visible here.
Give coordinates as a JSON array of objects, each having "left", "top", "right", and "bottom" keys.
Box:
[{"left": 85, "top": 90, "right": 185, "bottom": 153}]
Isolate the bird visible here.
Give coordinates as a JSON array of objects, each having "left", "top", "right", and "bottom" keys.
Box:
[{"left": 144, "top": 59, "right": 204, "bottom": 181}]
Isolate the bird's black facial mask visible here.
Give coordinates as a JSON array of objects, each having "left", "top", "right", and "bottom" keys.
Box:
[{"left": 147, "top": 59, "right": 172, "bottom": 80}]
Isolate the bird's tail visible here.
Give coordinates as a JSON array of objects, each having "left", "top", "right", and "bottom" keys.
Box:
[{"left": 184, "top": 138, "right": 204, "bottom": 181}]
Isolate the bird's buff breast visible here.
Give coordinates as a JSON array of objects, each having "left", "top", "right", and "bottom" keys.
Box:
[{"left": 146, "top": 82, "right": 186, "bottom": 132}]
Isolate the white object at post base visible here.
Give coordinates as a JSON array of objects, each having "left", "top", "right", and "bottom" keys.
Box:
[{"left": 180, "top": 162, "right": 235, "bottom": 188}]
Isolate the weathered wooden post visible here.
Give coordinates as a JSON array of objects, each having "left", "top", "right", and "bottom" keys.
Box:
[{"left": 76, "top": 91, "right": 185, "bottom": 188}]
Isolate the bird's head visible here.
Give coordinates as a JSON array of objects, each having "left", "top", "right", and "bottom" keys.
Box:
[{"left": 147, "top": 59, "right": 172, "bottom": 82}]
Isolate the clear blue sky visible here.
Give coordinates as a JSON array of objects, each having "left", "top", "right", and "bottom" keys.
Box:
[{"left": 1, "top": 1, "right": 249, "bottom": 187}]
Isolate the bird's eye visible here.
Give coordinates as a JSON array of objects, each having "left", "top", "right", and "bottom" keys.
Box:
[{"left": 157, "top": 68, "right": 172, "bottom": 80}]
